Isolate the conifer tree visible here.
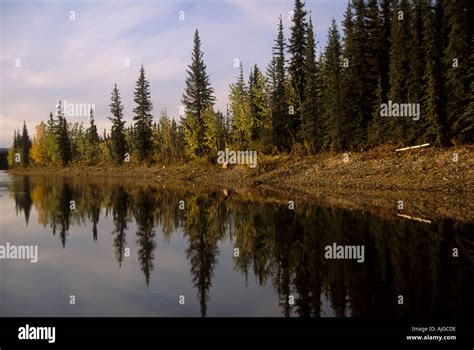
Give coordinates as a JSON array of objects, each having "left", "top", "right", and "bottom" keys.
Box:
[
  {"left": 301, "top": 17, "right": 319, "bottom": 153},
  {"left": 444, "top": 0, "right": 471, "bottom": 143},
  {"left": 422, "top": 0, "right": 446, "bottom": 145},
  {"left": 56, "top": 101, "right": 72, "bottom": 166},
  {"left": 133, "top": 65, "right": 154, "bottom": 162},
  {"left": 322, "top": 19, "right": 344, "bottom": 151},
  {"left": 288, "top": 0, "right": 308, "bottom": 137},
  {"left": 249, "top": 65, "right": 269, "bottom": 142},
  {"left": 20, "top": 121, "right": 32, "bottom": 166},
  {"left": 388, "top": 0, "right": 413, "bottom": 143},
  {"left": 229, "top": 64, "right": 251, "bottom": 145},
  {"left": 270, "top": 17, "right": 291, "bottom": 151},
  {"left": 182, "top": 29, "right": 215, "bottom": 157},
  {"left": 109, "top": 84, "right": 127, "bottom": 165}
]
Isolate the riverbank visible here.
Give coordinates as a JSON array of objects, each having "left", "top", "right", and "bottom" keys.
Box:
[
  {"left": 7, "top": 144, "right": 473, "bottom": 222},
  {"left": 8, "top": 144, "right": 473, "bottom": 191},
  {"left": 9, "top": 145, "right": 474, "bottom": 222}
]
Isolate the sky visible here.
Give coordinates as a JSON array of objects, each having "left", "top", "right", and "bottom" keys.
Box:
[{"left": 0, "top": 0, "right": 347, "bottom": 148}]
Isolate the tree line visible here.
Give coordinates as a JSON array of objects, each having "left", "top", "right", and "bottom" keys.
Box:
[{"left": 8, "top": 0, "right": 473, "bottom": 168}]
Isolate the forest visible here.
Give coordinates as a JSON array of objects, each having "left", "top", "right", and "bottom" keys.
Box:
[{"left": 7, "top": 0, "right": 473, "bottom": 168}]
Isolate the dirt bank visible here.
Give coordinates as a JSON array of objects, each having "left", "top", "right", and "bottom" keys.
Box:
[{"left": 8, "top": 144, "right": 474, "bottom": 222}]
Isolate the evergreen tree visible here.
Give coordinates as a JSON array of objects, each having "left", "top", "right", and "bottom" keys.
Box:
[
  {"left": 45, "top": 112, "right": 60, "bottom": 165},
  {"left": 379, "top": 0, "right": 393, "bottom": 105},
  {"left": 229, "top": 64, "right": 251, "bottom": 145},
  {"left": 340, "top": 3, "right": 362, "bottom": 149},
  {"left": 109, "top": 84, "right": 127, "bottom": 165},
  {"left": 458, "top": 35, "right": 474, "bottom": 143},
  {"left": 422, "top": 0, "right": 446, "bottom": 145},
  {"left": 364, "top": 0, "right": 384, "bottom": 145},
  {"left": 288, "top": 0, "right": 308, "bottom": 137},
  {"left": 20, "top": 121, "right": 32, "bottom": 166},
  {"left": 406, "top": 0, "right": 427, "bottom": 143},
  {"left": 133, "top": 65, "right": 154, "bottom": 162},
  {"left": 249, "top": 65, "right": 270, "bottom": 142},
  {"left": 301, "top": 17, "right": 319, "bottom": 153},
  {"left": 322, "top": 19, "right": 344, "bottom": 151},
  {"left": 181, "top": 29, "right": 216, "bottom": 157},
  {"left": 388, "top": 0, "right": 412, "bottom": 143},
  {"left": 270, "top": 17, "right": 291, "bottom": 151},
  {"left": 444, "top": 0, "right": 471, "bottom": 143},
  {"left": 56, "top": 101, "right": 72, "bottom": 166},
  {"left": 86, "top": 108, "right": 99, "bottom": 145},
  {"left": 85, "top": 108, "right": 100, "bottom": 163}
]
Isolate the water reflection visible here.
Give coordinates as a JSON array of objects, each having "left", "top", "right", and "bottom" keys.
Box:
[{"left": 5, "top": 174, "right": 474, "bottom": 318}]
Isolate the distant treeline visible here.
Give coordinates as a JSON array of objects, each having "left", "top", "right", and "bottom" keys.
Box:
[
  {"left": 8, "top": 0, "right": 473, "bottom": 168},
  {"left": 0, "top": 149, "right": 8, "bottom": 169}
]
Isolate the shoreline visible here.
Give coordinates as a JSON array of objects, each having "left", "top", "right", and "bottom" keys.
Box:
[
  {"left": 7, "top": 144, "right": 473, "bottom": 192},
  {"left": 6, "top": 144, "right": 473, "bottom": 223}
]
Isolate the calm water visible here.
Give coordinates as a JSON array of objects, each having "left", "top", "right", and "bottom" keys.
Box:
[{"left": 0, "top": 171, "right": 472, "bottom": 317}]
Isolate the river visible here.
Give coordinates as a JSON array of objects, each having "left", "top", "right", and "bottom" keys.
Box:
[{"left": 0, "top": 171, "right": 472, "bottom": 317}]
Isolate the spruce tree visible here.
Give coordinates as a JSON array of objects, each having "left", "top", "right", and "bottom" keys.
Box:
[
  {"left": 422, "top": 0, "right": 446, "bottom": 145},
  {"left": 109, "top": 84, "right": 127, "bottom": 165},
  {"left": 87, "top": 108, "right": 100, "bottom": 145},
  {"left": 364, "top": 0, "right": 384, "bottom": 145},
  {"left": 369, "top": 0, "right": 393, "bottom": 145},
  {"left": 444, "top": 0, "right": 471, "bottom": 143},
  {"left": 85, "top": 108, "right": 100, "bottom": 164},
  {"left": 301, "top": 17, "right": 319, "bottom": 153},
  {"left": 21, "top": 121, "right": 32, "bottom": 166},
  {"left": 379, "top": 0, "right": 393, "bottom": 105},
  {"left": 322, "top": 19, "right": 343, "bottom": 151},
  {"left": 288, "top": 0, "right": 308, "bottom": 137},
  {"left": 388, "top": 0, "right": 412, "bottom": 143},
  {"left": 181, "top": 29, "right": 215, "bottom": 157},
  {"left": 133, "top": 65, "right": 154, "bottom": 162},
  {"left": 406, "top": 0, "right": 427, "bottom": 143},
  {"left": 229, "top": 64, "right": 251, "bottom": 145},
  {"left": 56, "top": 101, "right": 71, "bottom": 166},
  {"left": 249, "top": 65, "right": 269, "bottom": 142},
  {"left": 270, "top": 17, "right": 291, "bottom": 151},
  {"left": 340, "top": 2, "right": 361, "bottom": 150}
]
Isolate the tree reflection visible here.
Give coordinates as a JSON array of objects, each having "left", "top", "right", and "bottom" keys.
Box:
[{"left": 10, "top": 175, "right": 474, "bottom": 317}]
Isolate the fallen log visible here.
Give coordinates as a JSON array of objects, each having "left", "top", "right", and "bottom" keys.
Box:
[
  {"left": 395, "top": 143, "right": 430, "bottom": 152},
  {"left": 397, "top": 213, "right": 432, "bottom": 224}
]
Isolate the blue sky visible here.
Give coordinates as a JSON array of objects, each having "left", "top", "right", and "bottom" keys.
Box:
[{"left": 0, "top": 0, "right": 347, "bottom": 147}]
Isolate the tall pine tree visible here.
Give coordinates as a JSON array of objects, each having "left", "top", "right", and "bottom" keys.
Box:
[
  {"left": 109, "top": 84, "right": 127, "bottom": 165},
  {"left": 422, "top": 0, "right": 446, "bottom": 145},
  {"left": 444, "top": 0, "right": 471, "bottom": 143},
  {"left": 301, "top": 17, "right": 319, "bottom": 153},
  {"left": 20, "top": 121, "right": 32, "bottom": 166},
  {"left": 322, "top": 19, "right": 344, "bottom": 151},
  {"left": 288, "top": 0, "right": 308, "bottom": 138},
  {"left": 56, "top": 101, "right": 71, "bottom": 166},
  {"left": 270, "top": 17, "right": 291, "bottom": 151},
  {"left": 181, "top": 29, "right": 216, "bottom": 157},
  {"left": 133, "top": 65, "right": 154, "bottom": 162}
]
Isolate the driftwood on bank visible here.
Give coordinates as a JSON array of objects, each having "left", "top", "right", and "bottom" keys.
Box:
[{"left": 395, "top": 143, "right": 430, "bottom": 152}]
